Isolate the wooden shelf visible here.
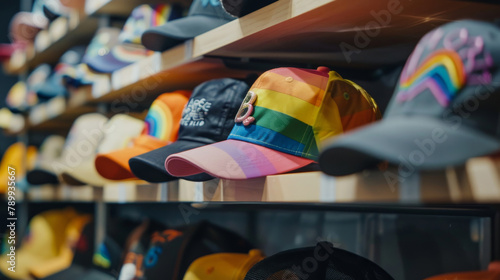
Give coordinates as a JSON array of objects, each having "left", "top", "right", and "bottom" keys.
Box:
[
  {"left": 5, "top": 0, "right": 500, "bottom": 206},
  {"left": 27, "top": 97, "right": 97, "bottom": 133},
  {"left": 196, "top": 0, "right": 500, "bottom": 67},
  {"left": 23, "top": 155, "right": 500, "bottom": 203},
  {"left": 14, "top": 0, "right": 500, "bottom": 136}
]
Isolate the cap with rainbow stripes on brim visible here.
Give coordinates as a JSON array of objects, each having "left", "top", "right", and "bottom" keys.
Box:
[
  {"left": 319, "top": 20, "right": 500, "bottom": 177},
  {"left": 165, "top": 67, "right": 381, "bottom": 180}
]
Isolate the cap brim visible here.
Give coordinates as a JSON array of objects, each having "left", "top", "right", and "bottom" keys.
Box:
[
  {"left": 129, "top": 140, "right": 215, "bottom": 183},
  {"left": 319, "top": 117, "right": 500, "bottom": 176},
  {"left": 141, "top": 15, "right": 232, "bottom": 51},
  {"left": 27, "top": 168, "right": 59, "bottom": 185},
  {"left": 95, "top": 146, "right": 152, "bottom": 180},
  {"left": 61, "top": 158, "right": 111, "bottom": 186},
  {"left": 166, "top": 139, "right": 314, "bottom": 180},
  {"left": 84, "top": 45, "right": 146, "bottom": 73}
]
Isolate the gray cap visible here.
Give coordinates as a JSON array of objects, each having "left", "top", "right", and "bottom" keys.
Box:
[
  {"left": 319, "top": 20, "right": 500, "bottom": 176},
  {"left": 141, "top": 0, "right": 235, "bottom": 51}
]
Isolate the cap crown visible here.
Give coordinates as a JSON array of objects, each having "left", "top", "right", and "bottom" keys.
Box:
[
  {"left": 228, "top": 67, "right": 380, "bottom": 160},
  {"left": 62, "top": 113, "right": 108, "bottom": 157},
  {"left": 387, "top": 20, "right": 500, "bottom": 137},
  {"left": 142, "top": 222, "right": 253, "bottom": 280},
  {"left": 188, "top": 0, "right": 235, "bottom": 21},
  {"left": 120, "top": 4, "right": 182, "bottom": 44},
  {"left": 142, "top": 91, "right": 191, "bottom": 142},
  {"left": 178, "top": 78, "right": 249, "bottom": 144},
  {"left": 83, "top": 27, "right": 121, "bottom": 63},
  {"left": 36, "top": 135, "right": 65, "bottom": 169},
  {"left": 184, "top": 249, "right": 264, "bottom": 280},
  {"left": 97, "top": 114, "right": 144, "bottom": 153},
  {"left": 244, "top": 242, "right": 393, "bottom": 280}
]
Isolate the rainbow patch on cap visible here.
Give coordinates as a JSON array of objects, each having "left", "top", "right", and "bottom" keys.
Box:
[
  {"left": 143, "top": 97, "right": 175, "bottom": 141},
  {"left": 119, "top": 4, "right": 180, "bottom": 44},
  {"left": 396, "top": 50, "right": 466, "bottom": 106}
]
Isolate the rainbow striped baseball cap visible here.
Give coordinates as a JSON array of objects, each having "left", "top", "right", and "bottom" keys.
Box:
[
  {"left": 165, "top": 67, "right": 380, "bottom": 180},
  {"left": 319, "top": 20, "right": 500, "bottom": 176}
]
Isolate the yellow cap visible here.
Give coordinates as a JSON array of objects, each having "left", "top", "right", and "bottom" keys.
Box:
[
  {"left": 29, "top": 214, "right": 92, "bottom": 278},
  {"left": 0, "top": 208, "right": 77, "bottom": 279},
  {"left": 183, "top": 249, "right": 264, "bottom": 280},
  {"left": 0, "top": 142, "right": 37, "bottom": 194}
]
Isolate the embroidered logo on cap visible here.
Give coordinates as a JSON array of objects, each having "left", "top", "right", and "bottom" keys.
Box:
[
  {"left": 180, "top": 98, "right": 212, "bottom": 127},
  {"left": 144, "top": 230, "right": 183, "bottom": 268},
  {"left": 396, "top": 26, "right": 494, "bottom": 106},
  {"left": 235, "top": 91, "right": 257, "bottom": 126}
]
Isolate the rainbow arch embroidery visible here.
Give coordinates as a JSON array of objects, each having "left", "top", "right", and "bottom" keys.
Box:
[
  {"left": 144, "top": 100, "right": 170, "bottom": 140},
  {"left": 396, "top": 50, "right": 466, "bottom": 106}
]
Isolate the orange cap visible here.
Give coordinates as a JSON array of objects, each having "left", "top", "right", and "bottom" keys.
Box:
[{"left": 95, "top": 90, "right": 191, "bottom": 180}]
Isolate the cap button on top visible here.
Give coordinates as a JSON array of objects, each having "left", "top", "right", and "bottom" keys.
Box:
[{"left": 317, "top": 66, "right": 331, "bottom": 73}]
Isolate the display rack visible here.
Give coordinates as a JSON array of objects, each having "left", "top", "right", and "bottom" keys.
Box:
[
  {"left": 2, "top": 0, "right": 500, "bottom": 277},
  {"left": 5, "top": 0, "right": 500, "bottom": 134}
]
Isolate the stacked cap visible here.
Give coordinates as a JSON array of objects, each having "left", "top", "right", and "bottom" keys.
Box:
[
  {"left": 319, "top": 20, "right": 500, "bottom": 176},
  {"left": 27, "top": 135, "right": 65, "bottom": 185},
  {"left": 117, "top": 220, "right": 168, "bottom": 280},
  {"left": 6, "top": 81, "right": 29, "bottom": 113},
  {"left": 36, "top": 45, "right": 86, "bottom": 100},
  {"left": 9, "top": 0, "right": 49, "bottom": 44},
  {"left": 139, "top": 221, "right": 254, "bottom": 280},
  {"left": 0, "top": 208, "right": 79, "bottom": 279},
  {"left": 0, "top": 142, "right": 37, "bottom": 193},
  {"left": 96, "top": 91, "right": 191, "bottom": 180},
  {"left": 51, "top": 113, "right": 109, "bottom": 186},
  {"left": 60, "top": 113, "right": 145, "bottom": 186},
  {"left": 85, "top": 4, "right": 182, "bottom": 73},
  {"left": 244, "top": 242, "right": 393, "bottom": 280},
  {"left": 64, "top": 27, "right": 120, "bottom": 87},
  {"left": 129, "top": 78, "right": 249, "bottom": 183},
  {"left": 142, "top": 0, "right": 235, "bottom": 52},
  {"left": 166, "top": 67, "right": 380, "bottom": 180},
  {"left": 184, "top": 249, "right": 264, "bottom": 280},
  {"left": 30, "top": 214, "right": 92, "bottom": 279},
  {"left": 40, "top": 222, "right": 96, "bottom": 280}
]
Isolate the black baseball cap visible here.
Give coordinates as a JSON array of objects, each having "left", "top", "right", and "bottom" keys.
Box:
[
  {"left": 319, "top": 20, "right": 500, "bottom": 176},
  {"left": 141, "top": 221, "right": 254, "bottom": 280},
  {"left": 141, "top": 0, "right": 235, "bottom": 52},
  {"left": 221, "top": 0, "right": 277, "bottom": 17},
  {"left": 129, "top": 78, "right": 249, "bottom": 182},
  {"left": 244, "top": 242, "right": 394, "bottom": 280}
]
